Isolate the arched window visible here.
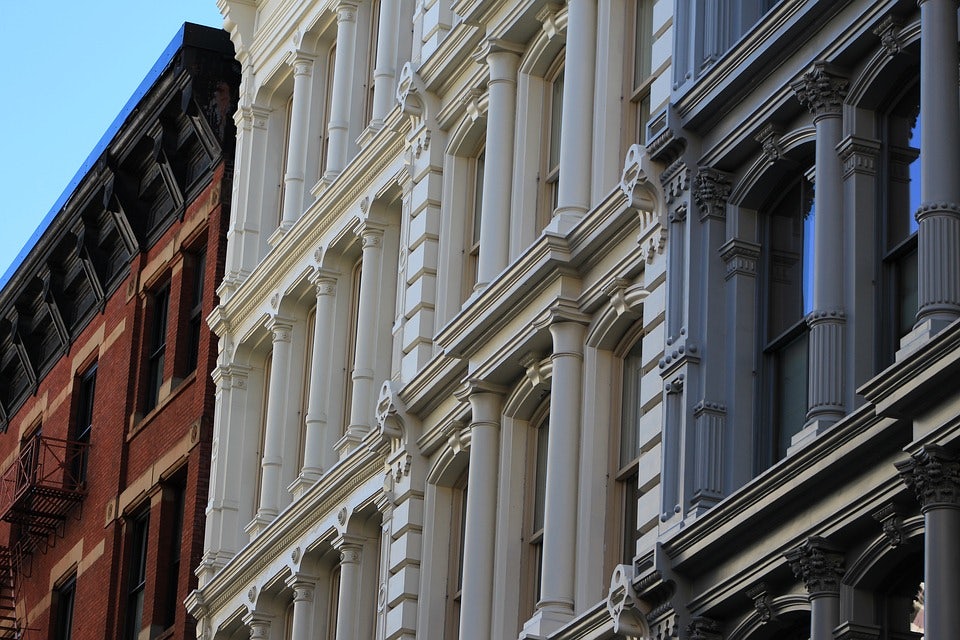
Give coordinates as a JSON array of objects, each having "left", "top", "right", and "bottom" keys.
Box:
[
  {"left": 627, "top": 0, "right": 654, "bottom": 145},
  {"left": 617, "top": 336, "right": 644, "bottom": 564},
  {"left": 463, "top": 150, "right": 485, "bottom": 302},
  {"left": 444, "top": 470, "right": 468, "bottom": 639},
  {"left": 762, "top": 174, "right": 814, "bottom": 463},
  {"left": 342, "top": 259, "right": 362, "bottom": 435}
]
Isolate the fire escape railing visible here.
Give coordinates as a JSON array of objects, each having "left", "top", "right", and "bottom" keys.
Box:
[
  {"left": 0, "top": 435, "right": 89, "bottom": 638},
  {"left": 0, "top": 435, "right": 88, "bottom": 538}
]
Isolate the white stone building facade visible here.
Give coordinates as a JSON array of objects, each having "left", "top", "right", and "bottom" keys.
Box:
[
  {"left": 190, "top": 0, "right": 960, "bottom": 638},
  {"left": 188, "top": 0, "right": 674, "bottom": 638}
]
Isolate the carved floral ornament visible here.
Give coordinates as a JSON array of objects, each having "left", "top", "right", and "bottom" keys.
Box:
[
  {"left": 791, "top": 62, "right": 849, "bottom": 118},
  {"left": 620, "top": 144, "right": 659, "bottom": 212},
  {"left": 693, "top": 168, "right": 732, "bottom": 221},
  {"left": 873, "top": 15, "right": 905, "bottom": 57},
  {"left": 896, "top": 445, "right": 960, "bottom": 509},
  {"left": 785, "top": 536, "right": 845, "bottom": 596}
]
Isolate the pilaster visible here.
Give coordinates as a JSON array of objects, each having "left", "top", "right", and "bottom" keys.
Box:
[
  {"left": 334, "top": 534, "right": 365, "bottom": 640},
  {"left": 275, "top": 51, "right": 315, "bottom": 241}
]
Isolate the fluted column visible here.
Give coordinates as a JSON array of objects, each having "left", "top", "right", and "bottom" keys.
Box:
[
  {"left": 254, "top": 317, "right": 294, "bottom": 527},
  {"left": 897, "top": 446, "right": 960, "bottom": 640},
  {"left": 344, "top": 226, "right": 385, "bottom": 447},
  {"left": 297, "top": 274, "right": 338, "bottom": 493},
  {"left": 286, "top": 576, "right": 317, "bottom": 640},
  {"left": 914, "top": 0, "right": 960, "bottom": 335},
  {"left": 791, "top": 63, "right": 848, "bottom": 429},
  {"left": 475, "top": 40, "right": 520, "bottom": 290},
  {"left": 370, "top": 0, "right": 400, "bottom": 127},
  {"left": 458, "top": 384, "right": 504, "bottom": 640},
  {"left": 334, "top": 536, "right": 364, "bottom": 640},
  {"left": 531, "top": 318, "right": 586, "bottom": 635},
  {"left": 324, "top": 0, "right": 360, "bottom": 181},
  {"left": 786, "top": 537, "right": 844, "bottom": 640},
  {"left": 279, "top": 53, "right": 315, "bottom": 233},
  {"left": 555, "top": 0, "right": 596, "bottom": 221}
]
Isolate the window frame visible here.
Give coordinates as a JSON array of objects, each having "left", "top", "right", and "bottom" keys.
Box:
[
  {"left": 144, "top": 282, "right": 170, "bottom": 413},
  {"left": 52, "top": 571, "right": 77, "bottom": 640},
  {"left": 124, "top": 508, "right": 150, "bottom": 640},
  {"left": 71, "top": 361, "right": 97, "bottom": 485}
]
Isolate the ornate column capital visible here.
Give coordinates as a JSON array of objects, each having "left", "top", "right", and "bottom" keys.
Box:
[
  {"left": 785, "top": 536, "right": 845, "bottom": 597},
  {"left": 291, "top": 55, "right": 315, "bottom": 76},
  {"left": 358, "top": 223, "right": 386, "bottom": 249},
  {"left": 265, "top": 316, "right": 294, "bottom": 343},
  {"left": 285, "top": 574, "right": 318, "bottom": 602},
  {"left": 313, "top": 275, "right": 338, "bottom": 298},
  {"left": 242, "top": 613, "right": 274, "bottom": 640},
  {"left": 333, "top": 534, "right": 364, "bottom": 564},
  {"left": 896, "top": 445, "right": 960, "bottom": 510},
  {"left": 791, "top": 62, "right": 848, "bottom": 119},
  {"left": 335, "top": 0, "right": 359, "bottom": 22},
  {"left": 694, "top": 168, "right": 732, "bottom": 221}
]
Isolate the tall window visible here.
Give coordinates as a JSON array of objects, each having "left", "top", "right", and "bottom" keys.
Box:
[
  {"left": 163, "top": 482, "right": 185, "bottom": 629},
  {"left": 524, "top": 407, "right": 549, "bottom": 615},
  {"left": 445, "top": 473, "right": 468, "bottom": 638},
  {"left": 327, "top": 565, "right": 341, "bottom": 638},
  {"left": 540, "top": 64, "right": 564, "bottom": 228},
  {"left": 364, "top": 0, "right": 381, "bottom": 125},
  {"left": 320, "top": 44, "right": 337, "bottom": 177},
  {"left": 618, "top": 338, "right": 643, "bottom": 564},
  {"left": 125, "top": 509, "right": 150, "bottom": 640},
  {"left": 52, "top": 572, "right": 77, "bottom": 640},
  {"left": 185, "top": 250, "right": 206, "bottom": 373},
  {"left": 883, "top": 86, "right": 920, "bottom": 358},
  {"left": 71, "top": 362, "right": 96, "bottom": 485},
  {"left": 628, "top": 0, "right": 654, "bottom": 145},
  {"left": 463, "top": 152, "right": 485, "bottom": 300},
  {"left": 145, "top": 284, "right": 170, "bottom": 413},
  {"left": 343, "top": 260, "right": 362, "bottom": 435},
  {"left": 277, "top": 94, "right": 294, "bottom": 224},
  {"left": 763, "top": 177, "right": 814, "bottom": 463}
]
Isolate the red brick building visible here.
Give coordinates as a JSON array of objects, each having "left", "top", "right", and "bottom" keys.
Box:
[{"left": 0, "top": 24, "right": 237, "bottom": 639}]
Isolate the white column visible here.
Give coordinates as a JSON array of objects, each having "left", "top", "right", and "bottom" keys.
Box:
[
  {"left": 554, "top": 0, "right": 596, "bottom": 222},
  {"left": 334, "top": 536, "right": 364, "bottom": 640},
  {"left": 458, "top": 385, "right": 503, "bottom": 640},
  {"left": 791, "top": 63, "right": 848, "bottom": 432},
  {"left": 534, "top": 319, "right": 585, "bottom": 634},
  {"left": 324, "top": 0, "right": 360, "bottom": 181},
  {"left": 344, "top": 225, "right": 385, "bottom": 447},
  {"left": 913, "top": 0, "right": 960, "bottom": 338},
  {"left": 254, "top": 317, "right": 294, "bottom": 527},
  {"left": 279, "top": 53, "right": 315, "bottom": 233},
  {"left": 475, "top": 40, "right": 520, "bottom": 290},
  {"left": 370, "top": 0, "right": 400, "bottom": 128},
  {"left": 297, "top": 275, "right": 338, "bottom": 493},
  {"left": 898, "top": 446, "right": 960, "bottom": 640},
  {"left": 286, "top": 576, "right": 317, "bottom": 640}
]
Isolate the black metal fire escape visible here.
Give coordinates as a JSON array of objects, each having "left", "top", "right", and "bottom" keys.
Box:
[{"left": 0, "top": 435, "right": 89, "bottom": 638}]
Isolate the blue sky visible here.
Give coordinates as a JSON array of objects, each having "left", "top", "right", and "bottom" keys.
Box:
[{"left": 0, "top": 1, "right": 225, "bottom": 280}]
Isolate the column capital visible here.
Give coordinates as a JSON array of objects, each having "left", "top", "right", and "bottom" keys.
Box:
[
  {"left": 335, "top": 0, "right": 360, "bottom": 22},
  {"left": 455, "top": 378, "right": 508, "bottom": 402},
  {"left": 693, "top": 167, "right": 732, "bottom": 221},
  {"left": 290, "top": 54, "right": 315, "bottom": 76},
  {"left": 791, "top": 62, "right": 848, "bottom": 119},
  {"left": 265, "top": 316, "right": 295, "bottom": 343},
  {"left": 242, "top": 613, "right": 274, "bottom": 639},
  {"left": 785, "top": 536, "right": 845, "bottom": 597},
  {"left": 285, "top": 574, "right": 318, "bottom": 602},
  {"left": 312, "top": 272, "right": 339, "bottom": 298},
  {"left": 357, "top": 222, "right": 387, "bottom": 248},
  {"left": 473, "top": 38, "right": 524, "bottom": 79},
  {"left": 687, "top": 617, "right": 723, "bottom": 640},
  {"left": 896, "top": 445, "right": 960, "bottom": 510},
  {"left": 333, "top": 533, "right": 365, "bottom": 564}
]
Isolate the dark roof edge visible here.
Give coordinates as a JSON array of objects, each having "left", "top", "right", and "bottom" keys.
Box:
[{"left": 0, "top": 22, "right": 232, "bottom": 290}]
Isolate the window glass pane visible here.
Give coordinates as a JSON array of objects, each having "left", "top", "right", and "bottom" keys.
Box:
[
  {"left": 897, "top": 248, "right": 919, "bottom": 338},
  {"left": 633, "top": 1, "right": 652, "bottom": 91},
  {"left": 548, "top": 72, "right": 564, "bottom": 172},
  {"left": 908, "top": 112, "right": 920, "bottom": 235},
  {"left": 54, "top": 575, "right": 76, "bottom": 640},
  {"left": 622, "top": 471, "right": 639, "bottom": 565},
  {"left": 533, "top": 420, "right": 549, "bottom": 532},
  {"left": 472, "top": 155, "right": 484, "bottom": 245},
  {"left": 767, "top": 182, "right": 808, "bottom": 340},
  {"left": 775, "top": 332, "right": 808, "bottom": 459},
  {"left": 620, "top": 341, "right": 643, "bottom": 468},
  {"left": 802, "top": 189, "right": 815, "bottom": 316}
]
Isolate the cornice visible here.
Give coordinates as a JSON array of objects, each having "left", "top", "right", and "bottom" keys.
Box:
[
  {"left": 419, "top": 23, "right": 485, "bottom": 98},
  {"left": 663, "top": 403, "right": 902, "bottom": 573},
  {"left": 859, "top": 319, "right": 960, "bottom": 418},
  {"left": 398, "top": 353, "right": 467, "bottom": 418},
  {"left": 198, "top": 441, "right": 385, "bottom": 617}
]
